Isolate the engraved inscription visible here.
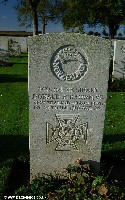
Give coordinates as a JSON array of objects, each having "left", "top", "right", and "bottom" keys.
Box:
[
  {"left": 32, "top": 87, "right": 105, "bottom": 111},
  {"left": 46, "top": 114, "right": 88, "bottom": 151},
  {"left": 50, "top": 45, "right": 88, "bottom": 82}
]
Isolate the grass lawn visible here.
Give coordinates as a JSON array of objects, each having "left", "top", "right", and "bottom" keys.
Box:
[
  {"left": 102, "top": 92, "right": 125, "bottom": 160},
  {"left": 0, "top": 54, "right": 125, "bottom": 198},
  {"left": 0, "top": 54, "right": 29, "bottom": 198}
]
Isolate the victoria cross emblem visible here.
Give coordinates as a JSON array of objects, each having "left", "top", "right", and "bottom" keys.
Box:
[{"left": 46, "top": 114, "right": 88, "bottom": 151}]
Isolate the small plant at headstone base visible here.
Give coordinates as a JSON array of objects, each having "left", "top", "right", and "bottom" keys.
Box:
[{"left": 14, "top": 159, "right": 125, "bottom": 200}]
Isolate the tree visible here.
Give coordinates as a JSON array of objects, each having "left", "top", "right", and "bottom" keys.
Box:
[
  {"left": 37, "top": 0, "right": 57, "bottom": 34},
  {"left": 102, "top": 29, "right": 109, "bottom": 37},
  {"left": 14, "top": 0, "right": 41, "bottom": 35},
  {"left": 2, "top": 0, "right": 57, "bottom": 34},
  {"left": 54, "top": 0, "right": 91, "bottom": 31},
  {"left": 56, "top": 0, "right": 125, "bottom": 39},
  {"left": 14, "top": 0, "right": 57, "bottom": 35},
  {"left": 93, "top": 0, "right": 125, "bottom": 39},
  {"left": 28, "top": 0, "right": 40, "bottom": 35},
  {"left": 94, "top": 32, "right": 101, "bottom": 36},
  {"left": 118, "top": 32, "right": 122, "bottom": 36},
  {"left": 88, "top": 30, "right": 94, "bottom": 35},
  {"left": 2, "top": 0, "right": 8, "bottom": 4}
]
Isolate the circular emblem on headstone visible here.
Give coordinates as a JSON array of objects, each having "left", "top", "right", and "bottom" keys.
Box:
[{"left": 50, "top": 45, "right": 88, "bottom": 82}]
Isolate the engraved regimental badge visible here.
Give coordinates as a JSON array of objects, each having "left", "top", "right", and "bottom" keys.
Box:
[
  {"left": 46, "top": 114, "right": 88, "bottom": 151},
  {"left": 50, "top": 45, "right": 88, "bottom": 82}
]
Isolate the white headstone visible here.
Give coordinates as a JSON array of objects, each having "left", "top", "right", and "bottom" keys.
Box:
[
  {"left": 8, "top": 39, "right": 21, "bottom": 56},
  {"left": 113, "top": 40, "right": 125, "bottom": 79},
  {"left": 0, "top": 49, "right": 9, "bottom": 61},
  {"left": 28, "top": 33, "right": 111, "bottom": 180}
]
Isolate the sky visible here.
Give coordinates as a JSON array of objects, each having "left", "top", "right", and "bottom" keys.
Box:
[
  {"left": 0, "top": 0, "right": 124, "bottom": 35},
  {"left": 0, "top": 0, "right": 64, "bottom": 32}
]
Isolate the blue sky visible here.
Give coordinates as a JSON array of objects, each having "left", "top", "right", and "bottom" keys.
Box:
[
  {"left": 0, "top": 0, "right": 64, "bottom": 32},
  {"left": 0, "top": 0, "right": 124, "bottom": 35}
]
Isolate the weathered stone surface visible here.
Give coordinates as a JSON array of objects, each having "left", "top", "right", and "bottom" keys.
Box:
[
  {"left": 113, "top": 40, "right": 125, "bottom": 79},
  {"left": 28, "top": 33, "right": 111, "bottom": 179}
]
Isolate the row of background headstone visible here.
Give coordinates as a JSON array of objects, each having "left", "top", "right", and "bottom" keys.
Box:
[
  {"left": 0, "top": 35, "right": 125, "bottom": 80},
  {"left": 113, "top": 40, "right": 125, "bottom": 79},
  {"left": 0, "top": 36, "right": 28, "bottom": 54}
]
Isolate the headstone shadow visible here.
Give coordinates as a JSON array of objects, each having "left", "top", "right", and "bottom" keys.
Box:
[
  {"left": 0, "top": 135, "right": 29, "bottom": 163},
  {"left": 0, "top": 135, "right": 29, "bottom": 197},
  {"left": 0, "top": 74, "right": 28, "bottom": 83},
  {"left": 103, "top": 133, "right": 125, "bottom": 144},
  {"left": 3, "top": 159, "right": 30, "bottom": 197},
  {"left": 102, "top": 133, "right": 125, "bottom": 160}
]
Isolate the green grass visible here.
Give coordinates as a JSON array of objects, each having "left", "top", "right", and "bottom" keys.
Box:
[
  {"left": 0, "top": 159, "right": 13, "bottom": 198},
  {"left": 0, "top": 54, "right": 125, "bottom": 198},
  {"left": 0, "top": 54, "right": 28, "bottom": 135},
  {"left": 0, "top": 54, "right": 29, "bottom": 198},
  {"left": 0, "top": 83, "right": 28, "bottom": 135},
  {"left": 104, "top": 92, "right": 125, "bottom": 135},
  {"left": 102, "top": 92, "right": 125, "bottom": 159}
]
